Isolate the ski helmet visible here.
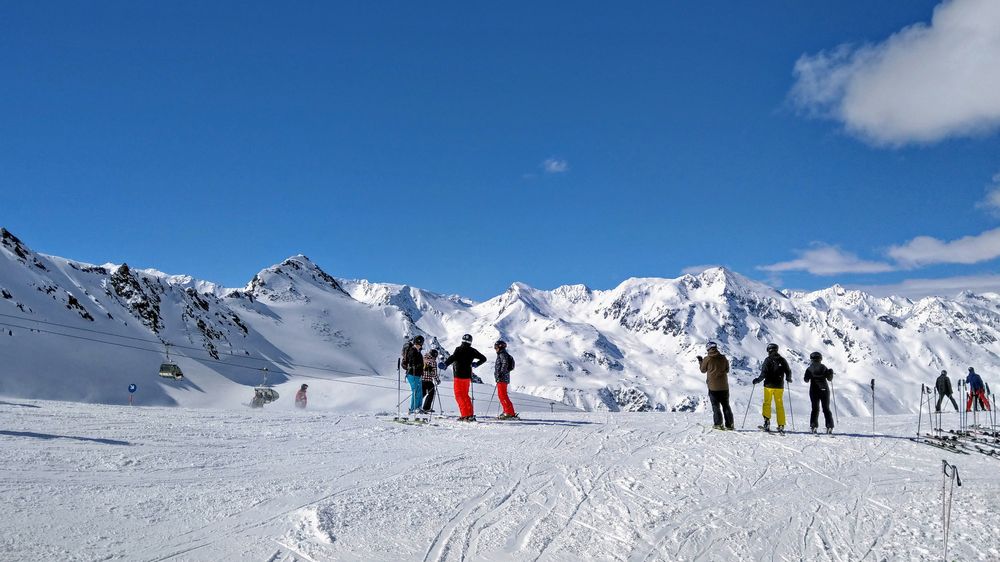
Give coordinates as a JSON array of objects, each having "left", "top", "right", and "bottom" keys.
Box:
[
  {"left": 429, "top": 349, "right": 438, "bottom": 357},
  {"left": 809, "top": 352, "right": 822, "bottom": 362},
  {"left": 766, "top": 343, "right": 778, "bottom": 353},
  {"left": 462, "top": 334, "right": 473, "bottom": 343},
  {"left": 941, "top": 369, "right": 947, "bottom": 375},
  {"left": 969, "top": 367, "right": 975, "bottom": 372},
  {"left": 494, "top": 340, "right": 507, "bottom": 350},
  {"left": 413, "top": 335, "right": 425, "bottom": 344},
  {"left": 300, "top": 383, "right": 308, "bottom": 390},
  {"left": 706, "top": 341, "right": 718, "bottom": 351}
]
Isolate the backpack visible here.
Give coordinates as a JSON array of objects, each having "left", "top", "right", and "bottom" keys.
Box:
[
  {"left": 507, "top": 352, "right": 515, "bottom": 371},
  {"left": 400, "top": 342, "right": 413, "bottom": 370}
]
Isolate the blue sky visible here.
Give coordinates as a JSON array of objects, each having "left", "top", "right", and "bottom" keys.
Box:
[{"left": 3, "top": 1, "right": 999, "bottom": 300}]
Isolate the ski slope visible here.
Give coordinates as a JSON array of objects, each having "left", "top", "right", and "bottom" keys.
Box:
[{"left": 2, "top": 399, "right": 998, "bottom": 561}]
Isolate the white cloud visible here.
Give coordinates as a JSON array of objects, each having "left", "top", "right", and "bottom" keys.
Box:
[
  {"left": 888, "top": 227, "right": 1000, "bottom": 267},
  {"left": 850, "top": 274, "right": 1000, "bottom": 298},
  {"left": 790, "top": 0, "right": 1000, "bottom": 146},
  {"left": 977, "top": 172, "right": 1000, "bottom": 214},
  {"left": 759, "top": 244, "right": 894, "bottom": 275},
  {"left": 681, "top": 264, "right": 722, "bottom": 275},
  {"left": 542, "top": 158, "right": 569, "bottom": 174}
]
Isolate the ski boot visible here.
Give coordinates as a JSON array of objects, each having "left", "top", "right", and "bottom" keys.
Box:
[
  {"left": 758, "top": 419, "right": 771, "bottom": 433},
  {"left": 777, "top": 425, "right": 785, "bottom": 435},
  {"left": 713, "top": 424, "right": 724, "bottom": 430},
  {"left": 810, "top": 427, "right": 818, "bottom": 434},
  {"left": 826, "top": 427, "right": 834, "bottom": 435}
]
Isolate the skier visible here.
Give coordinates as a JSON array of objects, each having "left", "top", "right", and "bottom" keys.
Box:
[
  {"left": 803, "top": 352, "right": 834, "bottom": 434},
  {"left": 752, "top": 343, "right": 792, "bottom": 433},
  {"left": 935, "top": 370, "right": 959, "bottom": 412},
  {"left": 295, "top": 383, "right": 308, "bottom": 409},
  {"left": 493, "top": 340, "right": 518, "bottom": 420},
  {"left": 697, "top": 341, "right": 733, "bottom": 430},
  {"left": 405, "top": 335, "right": 427, "bottom": 414},
  {"left": 966, "top": 367, "right": 992, "bottom": 412},
  {"left": 444, "top": 334, "right": 487, "bottom": 421},
  {"left": 420, "top": 349, "right": 441, "bottom": 413}
]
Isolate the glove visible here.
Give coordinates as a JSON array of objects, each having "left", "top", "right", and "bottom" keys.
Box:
[
  {"left": 696, "top": 356, "right": 703, "bottom": 363},
  {"left": 752, "top": 376, "right": 762, "bottom": 385},
  {"left": 786, "top": 376, "right": 792, "bottom": 384},
  {"left": 437, "top": 362, "right": 446, "bottom": 370}
]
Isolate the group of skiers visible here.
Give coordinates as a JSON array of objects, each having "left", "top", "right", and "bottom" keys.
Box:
[
  {"left": 700, "top": 341, "right": 992, "bottom": 434},
  {"left": 698, "top": 342, "right": 838, "bottom": 434},
  {"left": 933, "top": 367, "right": 992, "bottom": 412},
  {"left": 400, "top": 333, "right": 518, "bottom": 422}
]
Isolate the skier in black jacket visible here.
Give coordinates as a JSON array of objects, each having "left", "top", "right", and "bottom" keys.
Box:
[
  {"left": 405, "top": 336, "right": 426, "bottom": 414},
  {"left": 804, "top": 351, "right": 834, "bottom": 433},
  {"left": 444, "top": 334, "right": 487, "bottom": 421},
  {"left": 935, "top": 370, "right": 959, "bottom": 412},
  {"left": 752, "top": 343, "right": 792, "bottom": 432}
]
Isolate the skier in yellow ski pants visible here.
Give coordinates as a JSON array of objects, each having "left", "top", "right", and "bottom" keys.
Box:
[{"left": 753, "top": 344, "right": 792, "bottom": 432}]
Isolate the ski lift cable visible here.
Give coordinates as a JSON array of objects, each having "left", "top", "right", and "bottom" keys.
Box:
[
  {"left": 0, "top": 311, "right": 381, "bottom": 378},
  {"left": 0, "top": 312, "right": 572, "bottom": 407},
  {"left": 0, "top": 319, "right": 568, "bottom": 408}
]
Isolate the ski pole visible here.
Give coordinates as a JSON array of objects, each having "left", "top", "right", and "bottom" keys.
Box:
[
  {"left": 785, "top": 378, "right": 795, "bottom": 431},
  {"left": 917, "top": 384, "right": 924, "bottom": 438},
  {"left": 486, "top": 385, "right": 497, "bottom": 418},
  {"left": 741, "top": 383, "right": 756, "bottom": 429},
  {"left": 396, "top": 358, "right": 402, "bottom": 419},
  {"left": 831, "top": 379, "right": 838, "bottom": 426}
]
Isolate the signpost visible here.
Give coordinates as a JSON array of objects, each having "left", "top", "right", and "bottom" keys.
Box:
[{"left": 128, "top": 383, "right": 137, "bottom": 406}]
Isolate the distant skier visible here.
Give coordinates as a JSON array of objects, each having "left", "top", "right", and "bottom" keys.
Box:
[
  {"left": 421, "top": 349, "right": 441, "bottom": 413},
  {"left": 405, "top": 335, "right": 427, "bottom": 414},
  {"left": 803, "top": 352, "right": 834, "bottom": 433},
  {"left": 444, "top": 334, "right": 487, "bottom": 421},
  {"left": 697, "top": 341, "right": 733, "bottom": 430},
  {"left": 966, "top": 367, "right": 992, "bottom": 412},
  {"left": 295, "top": 384, "right": 308, "bottom": 409},
  {"left": 493, "top": 340, "right": 518, "bottom": 420},
  {"left": 752, "top": 343, "right": 792, "bottom": 433},
  {"left": 935, "top": 370, "right": 959, "bottom": 412}
]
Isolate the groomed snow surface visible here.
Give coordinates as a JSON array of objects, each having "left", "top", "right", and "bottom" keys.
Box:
[{"left": 2, "top": 398, "right": 998, "bottom": 561}]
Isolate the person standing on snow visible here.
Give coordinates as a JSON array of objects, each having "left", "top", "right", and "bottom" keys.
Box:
[
  {"left": 295, "top": 384, "right": 308, "bottom": 409},
  {"left": 444, "top": 334, "right": 487, "bottom": 421},
  {"left": 405, "top": 335, "right": 427, "bottom": 414},
  {"left": 966, "top": 367, "right": 992, "bottom": 412},
  {"left": 803, "top": 352, "right": 834, "bottom": 433},
  {"left": 493, "top": 340, "right": 518, "bottom": 420},
  {"left": 752, "top": 343, "right": 792, "bottom": 433},
  {"left": 421, "top": 349, "right": 441, "bottom": 413},
  {"left": 935, "top": 370, "right": 959, "bottom": 412},
  {"left": 697, "top": 341, "right": 733, "bottom": 430}
]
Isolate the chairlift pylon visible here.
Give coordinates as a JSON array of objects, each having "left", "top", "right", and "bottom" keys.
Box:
[{"left": 158, "top": 343, "right": 184, "bottom": 380}]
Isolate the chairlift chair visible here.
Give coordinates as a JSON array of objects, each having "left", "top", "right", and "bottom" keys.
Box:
[
  {"left": 250, "top": 367, "right": 278, "bottom": 408},
  {"left": 158, "top": 343, "right": 184, "bottom": 380},
  {"left": 158, "top": 362, "right": 184, "bottom": 380}
]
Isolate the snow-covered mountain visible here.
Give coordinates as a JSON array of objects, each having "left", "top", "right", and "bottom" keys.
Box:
[{"left": 2, "top": 227, "right": 998, "bottom": 414}]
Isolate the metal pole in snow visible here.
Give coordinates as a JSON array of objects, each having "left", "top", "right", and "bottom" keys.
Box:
[
  {"left": 917, "top": 384, "right": 924, "bottom": 438},
  {"left": 870, "top": 379, "right": 876, "bottom": 436}
]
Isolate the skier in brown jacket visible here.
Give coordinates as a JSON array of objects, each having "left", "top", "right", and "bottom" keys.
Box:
[{"left": 698, "top": 341, "right": 734, "bottom": 430}]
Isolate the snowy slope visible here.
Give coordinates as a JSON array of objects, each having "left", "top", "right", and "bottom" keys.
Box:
[
  {"left": 1, "top": 399, "right": 997, "bottom": 561},
  {"left": 2, "top": 226, "right": 999, "bottom": 416}
]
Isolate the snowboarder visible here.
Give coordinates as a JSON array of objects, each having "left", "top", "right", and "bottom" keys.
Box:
[
  {"left": 752, "top": 343, "right": 792, "bottom": 433},
  {"left": 405, "top": 335, "right": 427, "bottom": 414},
  {"left": 421, "top": 349, "right": 441, "bottom": 412},
  {"left": 444, "top": 334, "right": 487, "bottom": 421},
  {"left": 493, "top": 340, "right": 518, "bottom": 419},
  {"left": 803, "top": 352, "right": 834, "bottom": 433},
  {"left": 935, "top": 370, "right": 959, "bottom": 412},
  {"left": 966, "top": 367, "right": 991, "bottom": 412},
  {"left": 295, "top": 384, "right": 308, "bottom": 409},
  {"left": 697, "top": 341, "right": 733, "bottom": 430}
]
